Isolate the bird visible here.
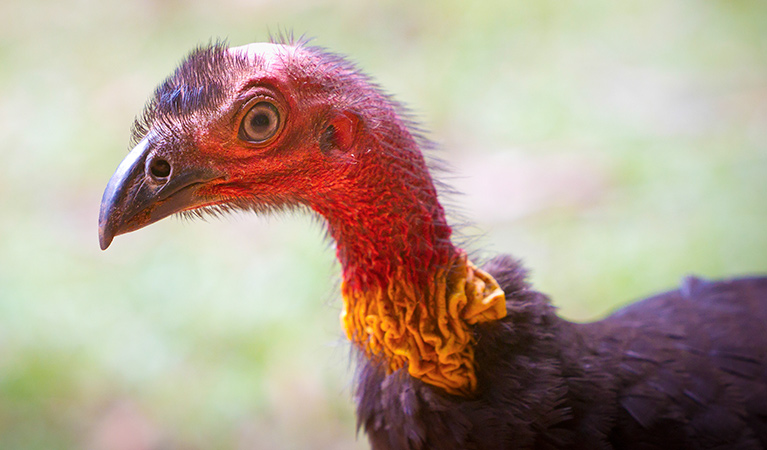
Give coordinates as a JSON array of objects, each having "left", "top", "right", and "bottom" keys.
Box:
[{"left": 98, "top": 38, "right": 767, "bottom": 450}]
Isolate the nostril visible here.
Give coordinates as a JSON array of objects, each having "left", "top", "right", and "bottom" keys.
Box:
[{"left": 149, "top": 158, "right": 171, "bottom": 180}]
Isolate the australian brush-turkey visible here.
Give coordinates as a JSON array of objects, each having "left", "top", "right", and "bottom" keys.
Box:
[{"left": 98, "top": 40, "right": 767, "bottom": 449}]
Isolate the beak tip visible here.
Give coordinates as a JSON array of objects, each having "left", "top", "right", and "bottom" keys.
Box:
[
  {"left": 99, "top": 237, "right": 112, "bottom": 251},
  {"left": 98, "top": 208, "right": 116, "bottom": 250},
  {"left": 99, "top": 226, "right": 114, "bottom": 250}
]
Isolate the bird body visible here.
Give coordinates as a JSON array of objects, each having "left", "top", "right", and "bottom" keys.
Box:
[
  {"left": 99, "top": 39, "right": 767, "bottom": 449},
  {"left": 357, "top": 263, "right": 767, "bottom": 449}
]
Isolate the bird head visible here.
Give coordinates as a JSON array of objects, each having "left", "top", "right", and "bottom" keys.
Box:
[{"left": 99, "top": 41, "right": 394, "bottom": 250}]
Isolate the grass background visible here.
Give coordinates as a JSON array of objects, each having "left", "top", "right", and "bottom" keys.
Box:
[{"left": 1, "top": 0, "right": 765, "bottom": 448}]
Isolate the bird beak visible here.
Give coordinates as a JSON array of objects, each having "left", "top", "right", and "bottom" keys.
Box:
[{"left": 98, "top": 136, "right": 223, "bottom": 250}]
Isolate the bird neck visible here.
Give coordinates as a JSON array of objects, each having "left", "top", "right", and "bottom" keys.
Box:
[{"left": 313, "top": 128, "right": 507, "bottom": 396}]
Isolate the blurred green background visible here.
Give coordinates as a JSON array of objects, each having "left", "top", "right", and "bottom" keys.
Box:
[{"left": 1, "top": 0, "right": 765, "bottom": 448}]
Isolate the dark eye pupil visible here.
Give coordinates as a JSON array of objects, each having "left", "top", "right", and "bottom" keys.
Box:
[{"left": 251, "top": 113, "right": 270, "bottom": 129}]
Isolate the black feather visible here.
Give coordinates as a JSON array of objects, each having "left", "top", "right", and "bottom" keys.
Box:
[{"left": 357, "top": 260, "right": 767, "bottom": 449}]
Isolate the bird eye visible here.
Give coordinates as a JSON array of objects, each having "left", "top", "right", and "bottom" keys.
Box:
[{"left": 239, "top": 101, "right": 281, "bottom": 144}]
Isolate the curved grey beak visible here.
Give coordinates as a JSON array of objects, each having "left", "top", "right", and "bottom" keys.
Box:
[{"left": 98, "top": 137, "right": 223, "bottom": 250}]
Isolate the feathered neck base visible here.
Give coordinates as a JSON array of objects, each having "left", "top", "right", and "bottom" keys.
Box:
[{"left": 341, "top": 250, "right": 507, "bottom": 396}]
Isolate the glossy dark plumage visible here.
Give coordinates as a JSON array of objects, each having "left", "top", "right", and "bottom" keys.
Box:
[{"left": 358, "top": 257, "right": 767, "bottom": 449}]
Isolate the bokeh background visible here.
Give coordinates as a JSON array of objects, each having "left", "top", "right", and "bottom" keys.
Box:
[{"left": 1, "top": 0, "right": 765, "bottom": 448}]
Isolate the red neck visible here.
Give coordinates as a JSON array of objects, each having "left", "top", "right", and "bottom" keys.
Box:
[{"left": 311, "top": 123, "right": 458, "bottom": 295}]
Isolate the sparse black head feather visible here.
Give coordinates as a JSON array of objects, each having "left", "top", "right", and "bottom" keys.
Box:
[{"left": 131, "top": 41, "right": 252, "bottom": 146}]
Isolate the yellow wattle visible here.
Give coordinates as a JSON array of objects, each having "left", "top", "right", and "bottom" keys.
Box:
[{"left": 340, "top": 251, "right": 507, "bottom": 396}]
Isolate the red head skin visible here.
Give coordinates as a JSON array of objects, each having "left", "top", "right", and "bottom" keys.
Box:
[{"left": 101, "top": 42, "right": 459, "bottom": 299}]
